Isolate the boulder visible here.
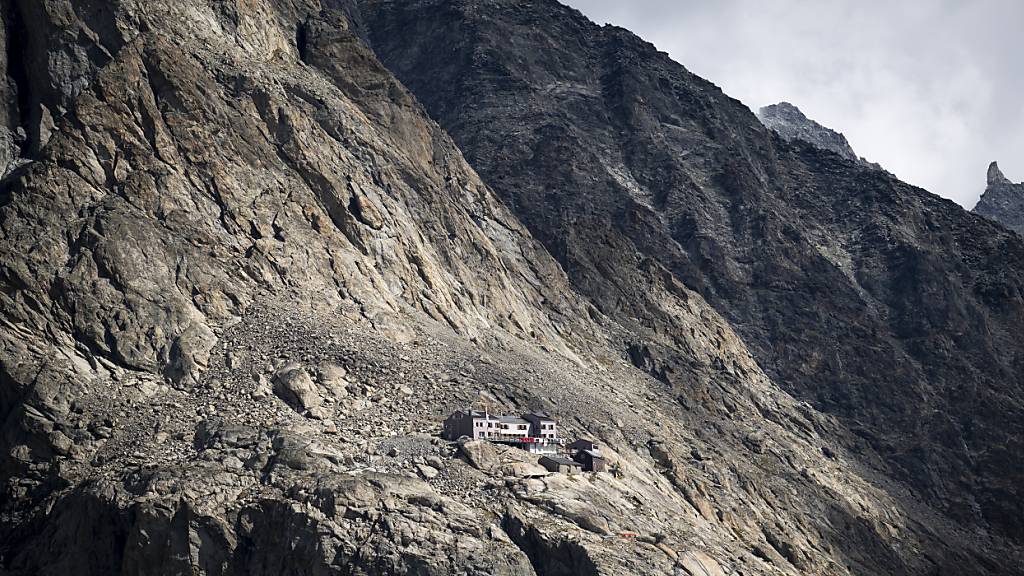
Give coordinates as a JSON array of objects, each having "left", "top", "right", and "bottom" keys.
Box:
[
  {"left": 416, "top": 464, "right": 439, "bottom": 479},
  {"left": 194, "top": 419, "right": 259, "bottom": 450},
  {"left": 500, "top": 462, "right": 548, "bottom": 478},
  {"left": 272, "top": 365, "right": 323, "bottom": 413},
  {"left": 679, "top": 551, "right": 726, "bottom": 576},
  {"left": 316, "top": 363, "right": 349, "bottom": 398},
  {"left": 458, "top": 439, "right": 499, "bottom": 471}
]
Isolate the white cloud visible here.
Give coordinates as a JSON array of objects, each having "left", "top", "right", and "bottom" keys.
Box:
[{"left": 564, "top": 0, "right": 1024, "bottom": 207}]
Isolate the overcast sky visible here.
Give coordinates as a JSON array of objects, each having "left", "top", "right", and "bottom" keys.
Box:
[{"left": 563, "top": 0, "right": 1024, "bottom": 208}]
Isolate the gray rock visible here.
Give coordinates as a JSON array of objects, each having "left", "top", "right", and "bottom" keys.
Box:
[
  {"left": 974, "top": 161, "right": 1024, "bottom": 234},
  {"left": 416, "top": 464, "right": 439, "bottom": 479},
  {"left": 679, "top": 551, "right": 726, "bottom": 576},
  {"left": 458, "top": 439, "right": 499, "bottom": 471},
  {"left": 757, "top": 102, "right": 863, "bottom": 163},
  {"left": 1, "top": 1, "right": 1023, "bottom": 575},
  {"left": 316, "top": 363, "right": 350, "bottom": 397},
  {"left": 273, "top": 366, "right": 323, "bottom": 413},
  {"left": 362, "top": 1, "right": 1024, "bottom": 564},
  {"left": 48, "top": 431, "right": 74, "bottom": 456}
]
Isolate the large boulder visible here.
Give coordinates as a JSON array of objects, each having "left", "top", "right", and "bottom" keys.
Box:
[
  {"left": 500, "top": 462, "right": 549, "bottom": 479},
  {"left": 679, "top": 551, "right": 726, "bottom": 576},
  {"left": 458, "top": 439, "right": 499, "bottom": 471},
  {"left": 272, "top": 365, "right": 323, "bottom": 413},
  {"left": 315, "top": 363, "right": 350, "bottom": 398}
]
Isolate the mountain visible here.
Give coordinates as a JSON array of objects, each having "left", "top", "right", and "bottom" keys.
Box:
[
  {"left": 359, "top": 0, "right": 1024, "bottom": 560},
  {"left": 1, "top": 1, "right": 1023, "bottom": 575},
  {"left": 974, "top": 161, "right": 1024, "bottom": 234},
  {"left": 0, "top": 0, "right": 597, "bottom": 571},
  {"left": 758, "top": 102, "right": 862, "bottom": 162}
]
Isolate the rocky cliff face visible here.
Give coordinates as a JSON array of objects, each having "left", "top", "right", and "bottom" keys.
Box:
[
  {"left": 0, "top": 0, "right": 591, "bottom": 571},
  {"left": 974, "top": 161, "right": 1024, "bottom": 234},
  {"left": 757, "top": 102, "right": 861, "bottom": 162},
  {"left": 358, "top": 0, "right": 1024, "bottom": 557},
  {"left": 1, "top": 0, "right": 1023, "bottom": 575}
]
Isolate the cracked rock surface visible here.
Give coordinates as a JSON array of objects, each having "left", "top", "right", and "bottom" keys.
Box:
[
  {"left": 358, "top": 0, "right": 1024, "bottom": 564},
  {"left": 757, "top": 102, "right": 860, "bottom": 163},
  {"left": 0, "top": 1, "right": 1023, "bottom": 575},
  {"left": 974, "top": 161, "right": 1024, "bottom": 235}
]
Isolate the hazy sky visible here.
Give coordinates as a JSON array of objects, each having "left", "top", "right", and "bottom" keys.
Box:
[{"left": 563, "top": 0, "right": 1024, "bottom": 208}]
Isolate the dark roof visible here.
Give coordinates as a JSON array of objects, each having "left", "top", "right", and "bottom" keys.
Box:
[
  {"left": 498, "top": 416, "right": 530, "bottom": 425},
  {"left": 451, "top": 410, "right": 530, "bottom": 423},
  {"left": 541, "top": 455, "right": 581, "bottom": 467},
  {"left": 525, "top": 411, "right": 555, "bottom": 421},
  {"left": 463, "top": 410, "right": 498, "bottom": 420}
]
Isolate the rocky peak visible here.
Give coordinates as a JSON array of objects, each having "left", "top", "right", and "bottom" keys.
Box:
[
  {"left": 988, "top": 160, "right": 1012, "bottom": 185},
  {"left": 758, "top": 101, "right": 862, "bottom": 163},
  {"left": 975, "top": 161, "right": 1024, "bottom": 234}
]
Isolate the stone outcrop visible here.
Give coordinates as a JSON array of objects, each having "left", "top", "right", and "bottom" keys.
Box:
[
  {"left": 974, "top": 161, "right": 1024, "bottom": 234},
  {"left": 989, "top": 161, "right": 1012, "bottom": 185},
  {"left": 0, "top": 0, "right": 592, "bottom": 572}
]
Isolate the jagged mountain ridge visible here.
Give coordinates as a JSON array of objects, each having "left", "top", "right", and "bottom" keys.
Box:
[
  {"left": 974, "top": 161, "right": 1024, "bottom": 234},
  {"left": 357, "top": 0, "right": 1024, "bottom": 549},
  {"left": 0, "top": 0, "right": 1022, "bottom": 575},
  {"left": 757, "top": 102, "right": 861, "bottom": 162}
]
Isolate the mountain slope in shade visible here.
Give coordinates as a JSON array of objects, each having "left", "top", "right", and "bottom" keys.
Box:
[
  {"left": 974, "top": 161, "right": 1024, "bottom": 234},
  {"left": 1, "top": 1, "right": 1023, "bottom": 575},
  {"left": 358, "top": 0, "right": 1024, "bottom": 554}
]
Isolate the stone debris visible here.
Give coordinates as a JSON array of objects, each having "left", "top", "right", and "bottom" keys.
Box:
[
  {"left": 0, "top": 0, "right": 1021, "bottom": 575},
  {"left": 273, "top": 365, "right": 324, "bottom": 413}
]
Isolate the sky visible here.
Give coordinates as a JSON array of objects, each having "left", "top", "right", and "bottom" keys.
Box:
[{"left": 562, "top": 0, "right": 1024, "bottom": 208}]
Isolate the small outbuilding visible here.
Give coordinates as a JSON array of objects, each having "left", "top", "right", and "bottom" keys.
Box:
[
  {"left": 539, "top": 455, "right": 583, "bottom": 474},
  {"left": 568, "top": 438, "right": 607, "bottom": 472},
  {"left": 572, "top": 449, "right": 607, "bottom": 472}
]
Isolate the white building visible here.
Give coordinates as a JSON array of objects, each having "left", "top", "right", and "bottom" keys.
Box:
[
  {"left": 443, "top": 410, "right": 562, "bottom": 455},
  {"left": 523, "top": 412, "right": 558, "bottom": 439},
  {"left": 495, "top": 416, "right": 531, "bottom": 439}
]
